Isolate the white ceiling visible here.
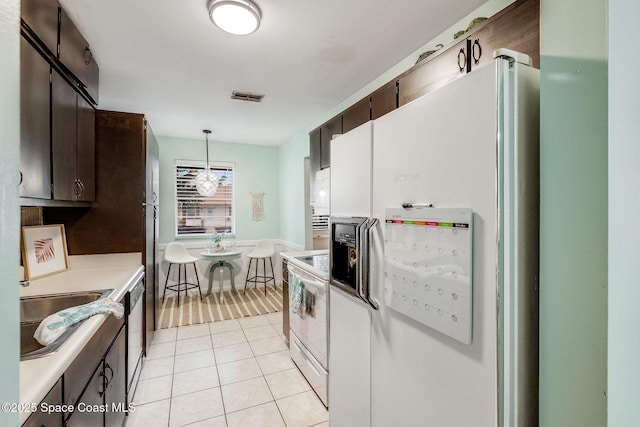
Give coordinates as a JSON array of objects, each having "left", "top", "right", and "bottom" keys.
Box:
[{"left": 58, "top": 0, "right": 486, "bottom": 146}]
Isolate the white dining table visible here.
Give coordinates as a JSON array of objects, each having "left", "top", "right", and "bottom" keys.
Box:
[{"left": 200, "top": 249, "right": 242, "bottom": 303}]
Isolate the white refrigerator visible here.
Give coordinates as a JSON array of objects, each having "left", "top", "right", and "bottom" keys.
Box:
[{"left": 329, "top": 51, "right": 539, "bottom": 427}]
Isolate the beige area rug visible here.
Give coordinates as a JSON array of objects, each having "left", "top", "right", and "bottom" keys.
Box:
[{"left": 158, "top": 285, "right": 283, "bottom": 329}]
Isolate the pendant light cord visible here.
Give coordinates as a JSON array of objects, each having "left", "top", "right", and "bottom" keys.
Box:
[{"left": 203, "top": 129, "right": 212, "bottom": 171}]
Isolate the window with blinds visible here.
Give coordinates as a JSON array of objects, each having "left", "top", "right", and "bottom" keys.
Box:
[{"left": 175, "top": 160, "right": 235, "bottom": 237}]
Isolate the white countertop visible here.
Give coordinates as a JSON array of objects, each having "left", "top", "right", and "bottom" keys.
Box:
[
  {"left": 281, "top": 249, "right": 329, "bottom": 280},
  {"left": 19, "top": 253, "right": 143, "bottom": 425}
]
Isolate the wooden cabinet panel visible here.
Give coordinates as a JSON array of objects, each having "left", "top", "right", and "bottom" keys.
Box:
[
  {"left": 64, "top": 314, "right": 123, "bottom": 409},
  {"left": 66, "top": 366, "right": 103, "bottom": 427},
  {"left": 371, "top": 80, "right": 397, "bottom": 120},
  {"left": 76, "top": 95, "right": 95, "bottom": 201},
  {"left": 309, "top": 128, "right": 321, "bottom": 174},
  {"left": 397, "top": 0, "right": 539, "bottom": 108},
  {"left": 469, "top": 0, "right": 540, "bottom": 70},
  {"left": 59, "top": 8, "right": 87, "bottom": 80},
  {"left": 320, "top": 115, "right": 342, "bottom": 170},
  {"left": 21, "top": 0, "right": 59, "bottom": 55},
  {"left": 84, "top": 48, "right": 99, "bottom": 103},
  {"left": 59, "top": 8, "right": 99, "bottom": 103},
  {"left": 398, "top": 38, "right": 467, "bottom": 107},
  {"left": 105, "top": 328, "right": 127, "bottom": 427},
  {"left": 20, "top": 37, "right": 51, "bottom": 200},
  {"left": 23, "top": 378, "right": 62, "bottom": 427},
  {"left": 343, "top": 97, "right": 370, "bottom": 133},
  {"left": 51, "top": 71, "right": 78, "bottom": 202},
  {"left": 51, "top": 70, "right": 95, "bottom": 202},
  {"left": 46, "top": 111, "right": 146, "bottom": 254}
]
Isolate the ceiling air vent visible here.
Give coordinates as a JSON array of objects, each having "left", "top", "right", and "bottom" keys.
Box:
[{"left": 231, "top": 91, "right": 264, "bottom": 102}]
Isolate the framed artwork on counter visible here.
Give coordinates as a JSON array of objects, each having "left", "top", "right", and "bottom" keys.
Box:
[{"left": 21, "top": 224, "right": 69, "bottom": 279}]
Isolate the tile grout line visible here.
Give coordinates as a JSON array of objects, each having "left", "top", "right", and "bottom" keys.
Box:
[
  {"left": 140, "top": 312, "right": 320, "bottom": 426},
  {"left": 167, "top": 331, "right": 178, "bottom": 427},
  {"left": 209, "top": 324, "right": 229, "bottom": 427}
]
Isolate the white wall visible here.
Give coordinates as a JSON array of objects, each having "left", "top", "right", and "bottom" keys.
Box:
[
  {"left": 0, "top": 0, "right": 21, "bottom": 424},
  {"left": 608, "top": 0, "right": 640, "bottom": 425}
]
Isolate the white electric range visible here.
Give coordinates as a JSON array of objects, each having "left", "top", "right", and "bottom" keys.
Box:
[{"left": 281, "top": 250, "right": 329, "bottom": 408}]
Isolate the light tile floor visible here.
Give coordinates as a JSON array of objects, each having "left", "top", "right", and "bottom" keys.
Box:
[{"left": 126, "top": 312, "right": 329, "bottom": 427}]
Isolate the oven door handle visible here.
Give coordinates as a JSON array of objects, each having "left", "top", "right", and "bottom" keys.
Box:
[
  {"left": 357, "top": 218, "right": 378, "bottom": 310},
  {"left": 287, "top": 264, "right": 326, "bottom": 290}
]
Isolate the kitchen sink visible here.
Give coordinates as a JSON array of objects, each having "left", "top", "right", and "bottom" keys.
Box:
[{"left": 20, "top": 289, "right": 113, "bottom": 361}]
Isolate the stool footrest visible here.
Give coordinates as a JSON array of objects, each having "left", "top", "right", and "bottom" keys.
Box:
[
  {"left": 246, "top": 276, "right": 276, "bottom": 284},
  {"left": 165, "top": 282, "right": 201, "bottom": 293}
]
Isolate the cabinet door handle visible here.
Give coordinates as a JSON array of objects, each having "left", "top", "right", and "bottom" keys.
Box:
[
  {"left": 99, "top": 370, "right": 106, "bottom": 397},
  {"left": 472, "top": 39, "right": 482, "bottom": 64},
  {"left": 19, "top": 171, "right": 23, "bottom": 185},
  {"left": 458, "top": 48, "right": 467, "bottom": 73},
  {"left": 99, "top": 363, "right": 114, "bottom": 397},
  {"left": 105, "top": 363, "right": 114, "bottom": 384}
]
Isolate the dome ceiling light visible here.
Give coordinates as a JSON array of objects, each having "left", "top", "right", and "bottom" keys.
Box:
[{"left": 207, "top": 0, "right": 262, "bottom": 35}]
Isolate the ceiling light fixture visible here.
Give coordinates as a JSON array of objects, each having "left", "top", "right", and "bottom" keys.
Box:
[
  {"left": 207, "top": 0, "right": 262, "bottom": 35},
  {"left": 195, "top": 129, "right": 219, "bottom": 196}
]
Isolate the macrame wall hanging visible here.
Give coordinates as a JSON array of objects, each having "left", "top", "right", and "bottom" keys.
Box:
[{"left": 250, "top": 192, "right": 265, "bottom": 221}]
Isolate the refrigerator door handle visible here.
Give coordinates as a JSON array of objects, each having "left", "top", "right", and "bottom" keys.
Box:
[
  {"left": 355, "top": 221, "right": 365, "bottom": 302},
  {"left": 360, "top": 218, "right": 379, "bottom": 310}
]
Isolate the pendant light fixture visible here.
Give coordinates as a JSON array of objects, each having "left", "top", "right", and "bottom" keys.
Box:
[
  {"left": 207, "top": 0, "right": 262, "bottom": 35},
  {"left": 195, "top": 129, "right": 219, "bottom": 196}
]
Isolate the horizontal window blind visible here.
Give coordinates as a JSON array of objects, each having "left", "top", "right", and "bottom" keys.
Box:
[
  {"left": 175, "top": 160, "right": 235, "bottom": 236},
  {"left": 312, "top": 214, "right": 329, "bottom": 230}
]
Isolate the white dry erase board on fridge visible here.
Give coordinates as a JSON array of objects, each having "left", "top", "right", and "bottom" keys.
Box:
[{"left": 383, "top": 207, "right": 473, "bottom": 344}]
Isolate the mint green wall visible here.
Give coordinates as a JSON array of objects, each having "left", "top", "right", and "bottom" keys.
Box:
[
  {"left": 278, "top": 133, "right": 309, "bottom": 247},
  {"left": 0, "top": 0, "right": 21, "bottom": 424},
  {"left": 157, "top": 136, "right": 280, "bottom": 243},
  {"left": 539, "top": 0, "right": 608, "bottom": 425},
  {"left": 608, "top": 0, "right": 640, "bottom": 425}
]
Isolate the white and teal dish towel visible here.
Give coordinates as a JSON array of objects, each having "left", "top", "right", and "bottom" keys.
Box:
[
  {"left": 34, "top": 298, "right": 124, "bottom": 346},
  {"left": 290, "top": 274, "right": 306, "bottom": 316}
]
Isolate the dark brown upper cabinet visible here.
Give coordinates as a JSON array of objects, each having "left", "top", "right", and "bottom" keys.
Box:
[
  {"left": 20, "top": 0, "right": 99, "bottom": 206},
  {"left": 343, "top": 96, "right": 371, "bottom": 134},
  {"left": 308, "top": 0, "right": 539, "bottom": 130},
  {"left": 320, "top": 115, "right": 342, "bottom": 170},
  {"left": 20, "top": 0, "right": 59, "bottom": 55},
  {"left": 371, "top": 80, "right": 398, "bottom": 120},
  {"left": 309, "top": 127, "right": 321, "bottom": 176},
  {"left": 398, "top": 37, "right": 468, "bottom": 107},
  {"left": 59, "top": 8, "right": 99, "bottom": 103},
  {"left": 399, "top": 0, "right": 539, "bottom": 107},
  {"left": 467, "top": 0, "right": 540, "bottom": 70},
  {"left": 20, "top": 37, "right": 52, "bottom": 200},
  {"left": 51, "top": 70, "right": 95, "bottom": 202}
]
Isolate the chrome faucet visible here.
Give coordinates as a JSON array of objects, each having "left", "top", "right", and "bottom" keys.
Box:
[{"left": 20, "top": 280, "right": 30, "bottom": 287}]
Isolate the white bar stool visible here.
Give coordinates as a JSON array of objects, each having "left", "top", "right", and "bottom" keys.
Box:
[
  {"left": 243, "top": 240, "right": 276, "bottom": 295},
  {"left": 163, "top": 242, "right": 202, "bottom": 305}
]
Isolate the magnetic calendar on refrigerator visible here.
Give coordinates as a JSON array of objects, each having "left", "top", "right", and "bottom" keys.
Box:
[{"left": 383, "top": 207, "right": 473, "bottom": 344}]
